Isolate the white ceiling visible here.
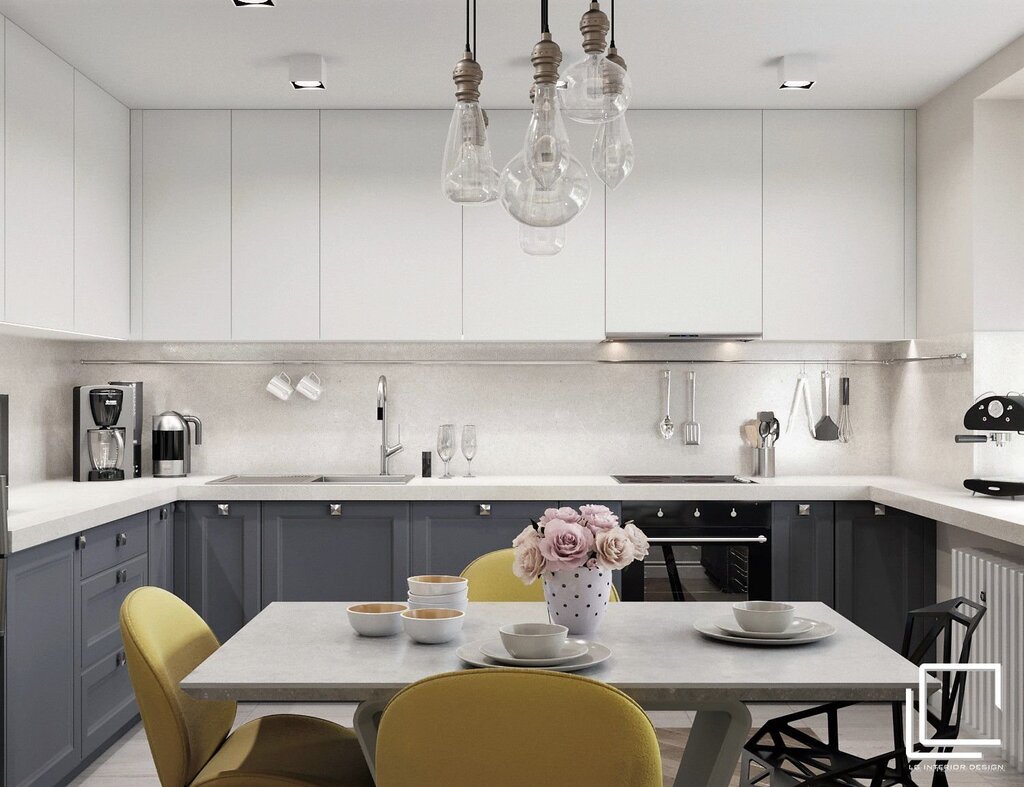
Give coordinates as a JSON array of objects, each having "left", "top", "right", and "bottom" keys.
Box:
[{"left": 1, "top": 0, "right": 1023, "bottom": 110}]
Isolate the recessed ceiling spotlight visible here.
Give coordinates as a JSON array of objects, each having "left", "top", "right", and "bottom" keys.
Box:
[
  {"left": 289, "top": 54, "right": 325, "bottom": 90},
  {"left": 233, "top": 0, "right": 274, "bottom": 6},
  {"left": 778, "top": 54, "right": 816, "bottom": 90}
]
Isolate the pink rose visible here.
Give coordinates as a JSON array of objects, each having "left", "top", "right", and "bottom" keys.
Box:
[
  {"left": 512, "top": 526, "right": 547, "bottom": 584},
  {"left": 538, "top": 519, "right": 594, "bottom": 570},
  {"left": 594, "top": 528, "right": 636, "bottom": 570},
  {"left": 538, "top": 507, "right": 580, "bottom": 527},
  {"left": 623, "top": 522, "right": 649, "bottom": 560},
  {"left": 579, "top": 504, "right": 619, "bottom": 533}
]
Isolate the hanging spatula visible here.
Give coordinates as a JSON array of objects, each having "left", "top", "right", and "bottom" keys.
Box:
[
  {"left": 814, "top": 370, "right": 839, "bottom": 441},
  {"left": 682, "top": 371, "right": 700, "bottom": 446}
]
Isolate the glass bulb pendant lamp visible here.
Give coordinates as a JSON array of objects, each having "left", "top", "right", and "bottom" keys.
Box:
[
  {"left": 519, "top": 222, "right": 566, "bottom": 256},
  {"left": 591, "top": 47, "right": 634, "bottom": 189},
  {"left": 441, "top": 13, "right": 499, "bottom": 205},
  {"left": 500, "top": 19, "right": 591, "bottom": 228},
  {"left": 559, "top": 1, "right": 632, "bottom": 123}
]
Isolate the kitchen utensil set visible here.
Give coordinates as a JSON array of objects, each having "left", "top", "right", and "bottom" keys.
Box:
[{"left": 785, "top": 367, "right": 853, "bottom": 443}]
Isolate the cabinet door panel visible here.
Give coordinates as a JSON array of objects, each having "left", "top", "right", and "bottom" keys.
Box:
[
  {"left": 763, "top": 110, "right": 906, "bottom": 341},
  {"left": 5, "top": 538, "right": 80, "bottom": 787},
  {"left": 81, "top": 650, "right": 136, "bottom": 758},
  {"left": 74, "top": 72, "right": 130, "bottom": 339},
  {"left": 606, "top": 110, "right": 763, "bottom": 337},
  {"left": 320, "top": 111, "right": 461, "bottom": 340},
  {"left": 770, "top": 502, "right": 835, "bottom": 605},
  {"left": 462, "top": 111, "right": 605, "bottom": 341},
  {"left": 187, "top": 502, "right": 261, "bottom": 642},
  {"left": 4, "top": 21, "right": 74, "bottom": 330},
  {"left": 262, "top": 502, "right": 410, "bottom": 604},
  {"left": 80, "top": 554, "right": 147, "bottom": 669},
  {"left": 411, "top": 501, "right": 556, "bottom": 577},
  {"left": 148, "top": 504, "right": 174, "bottom": 592},
  {"left": 232, "top": 110, "right": 320, "bottom": 340},
  {"left": 141, "top": 110, "right": 231, "bottom": 340}
]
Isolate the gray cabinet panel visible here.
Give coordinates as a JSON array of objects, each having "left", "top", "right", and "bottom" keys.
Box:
[
  {"left": 80, "top": 553, "right": 147, "bottom": 669},
  {"left": 80, "top": 649, "right": 135, "bottom": 758},
  {"left": 187, "top": 502, "right": 261, "bottom": 643},
  {"left": 79, "top": 512, "right": 148, "bottom": 579},
  {"left": 5, "top": 537, "right": 80, "bottom": 787},
  {"left": 770, "top": 502, "right": 835, "bottom": 605},
  {"left": 262, "top": 502, "right": 410, "bottom": 604},
  {"left": 411, "top": 501, "right": 556, "bottom": 577},
  {"left": 147, "top": 504, "right": 174, "bottom": 592},
  {"left": 835, "top": 502, "right": 936, "bottom": 651}
]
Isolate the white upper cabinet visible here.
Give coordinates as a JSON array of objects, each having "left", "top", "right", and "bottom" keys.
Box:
[
  {"left": 74, "top": 73, "right": 129, "bottom": 339},
  {"left": 4, "top": 21, "right": 74, "bottom": 331},
  {"left": 762, "top": 110, "right": 910, "bottom": 341},
  {"left": 232, "top": 111, "right": 319, "bottom": 340},
  {"left": 141, "top": 110, "right": 231, "bottom": 341},
  {"left": 605, "top": 111, "right": 763, "bottom": 338},
  {"left": 320, "top": 111, "right": 462, "bottom": 341},
  {"left": 462, "top": 110, "right": 605, "bottom": 341}
]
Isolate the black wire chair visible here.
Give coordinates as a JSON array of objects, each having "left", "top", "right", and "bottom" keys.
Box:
[{"left": 739, "top": 597, "right": 987, "bottom": 787}]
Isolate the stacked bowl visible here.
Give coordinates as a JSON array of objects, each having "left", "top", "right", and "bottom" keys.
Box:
[{"left": 407, "top": 575, "right": 469, "bottom": 612}]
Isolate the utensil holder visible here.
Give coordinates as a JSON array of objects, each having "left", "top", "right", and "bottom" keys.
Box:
[{"left": 754, "top": 447, "right": 776, "bottom": 478}]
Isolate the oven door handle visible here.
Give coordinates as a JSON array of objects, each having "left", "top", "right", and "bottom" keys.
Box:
[{"left": 646, "top": 536, "right": 768, "bottom": 545}]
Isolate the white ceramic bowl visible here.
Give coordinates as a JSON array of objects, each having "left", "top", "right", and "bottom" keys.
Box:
[
  {"left": 401, "top": 608, "right": 466, "bottom": 644},
  {"left": 499, "top": 622, "right": 569, "bottom": 659},
  {"left": 732, "top": 601, "right": 796, "bottom": 634},
  {"left": 346, "top": 603, "right": 407, "bottom": 637},
  {"left": 407, "top": 575, "right": 469, "bottom": 597},
  {"left": 408, "top": 594, "right": 469, "bottom": 612},
  {"left": 408, "top": 588, "right": 468, "bottom": 602}
]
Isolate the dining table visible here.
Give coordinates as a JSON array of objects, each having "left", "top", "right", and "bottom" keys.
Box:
[{"left": 180, "top": 601, "right": 927, "bottom": 787}]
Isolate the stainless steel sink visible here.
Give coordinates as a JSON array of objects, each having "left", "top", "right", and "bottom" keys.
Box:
[{"left": 207, "top": 474, "right": 414, "bottom": 485}]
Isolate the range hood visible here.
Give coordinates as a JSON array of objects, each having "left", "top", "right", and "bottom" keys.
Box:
[{"left": 604, "top": 332, "right": 762, "bottom": 342}]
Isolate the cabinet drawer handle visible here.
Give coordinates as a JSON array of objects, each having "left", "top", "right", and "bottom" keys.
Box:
[
  {"left": 329, "top": 504, "right": 342, "bottom": 517},
  {"left": 76, "top": 534, "right": 87, "bottom": 550},
  {"left": 160, "top": 507, "right": 169, "bottom": 521},
  {"left": 798, "top": 504, "right": 811, "bottom": 517},
  {"left": 116, "top": 651, "right": 127, "bottom": 668},
  {"left": 116, "top": 532, "right": 128, "bottom": 547},
  {"left": 874, "top": 504, "right": 886, "bottom": 517},
  {"left": 116, "top": 569, "right": 128, "bottom": 585},
  {"left": 478, "top": 504, "right": 491, "bottom": 517},
  {"left": 217, "top": 504, "right": 231, "bottom": 517}
]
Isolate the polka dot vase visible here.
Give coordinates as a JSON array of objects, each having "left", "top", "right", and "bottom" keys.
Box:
[{"left": 542, "top": 566, "right": 612, "bottom": 636}]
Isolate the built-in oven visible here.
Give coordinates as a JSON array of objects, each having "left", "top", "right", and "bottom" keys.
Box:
[{"left": 620, "top": 501, "right": 771, "bottom": 602}]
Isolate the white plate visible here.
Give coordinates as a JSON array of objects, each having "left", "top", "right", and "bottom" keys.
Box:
[
  {"left": 713, "top": 615, "right": 815, "bottom": 640},
  {"left": 479, "top": 639, "right": 590, "bottom": 666},
  {"left": 694, "top": 618, "right": 836, "bottom": 646},
  {"left": 457, "top": 639, "right": 611, "bottom": 672}
]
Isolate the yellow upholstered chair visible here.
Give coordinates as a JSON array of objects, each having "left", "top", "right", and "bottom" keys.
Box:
[
  {"left": 375, "top": 668, "right": 661, "bottom": 787},
  {"left": 119, "top": 586, "right": 373, "bottom": 787},
  {"left": 461, "top": 547, "right": 620, "bottom": 601}
]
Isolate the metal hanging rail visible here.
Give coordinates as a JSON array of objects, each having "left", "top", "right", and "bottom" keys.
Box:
[{"left": 79, "top": 353, "right": 968, "bottom": 367}]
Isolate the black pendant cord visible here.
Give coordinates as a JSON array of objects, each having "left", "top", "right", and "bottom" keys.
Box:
[
  {"left": 610, "top": 0, "right": 616, "bottom": 48},
  {"left": 541, "top": 0, "right": 549, "bottom": 34},
  {"left": 465, "top": 0, "right": 471, "bottom": 52},
  {"left": 473, "top": 0, "right": 477, "bottom": 57}
]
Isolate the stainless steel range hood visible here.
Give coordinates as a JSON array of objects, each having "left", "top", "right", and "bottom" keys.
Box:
[{"left": 604, "top": 332, "right": 762, "bottom": 342}]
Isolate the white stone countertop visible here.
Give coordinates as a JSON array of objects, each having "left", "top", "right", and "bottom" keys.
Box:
[{"left": 6, "top": 473, "right": 1024, "bottom": 552}]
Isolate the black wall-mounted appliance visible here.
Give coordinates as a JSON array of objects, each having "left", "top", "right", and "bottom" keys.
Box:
[{"left": 955, "top": 393, "right": 1024, "bottom": 498}]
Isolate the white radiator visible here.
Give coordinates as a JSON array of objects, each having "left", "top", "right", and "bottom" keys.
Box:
[{"left": 951, "top": 547, "right": 1024, "bottom": 773}]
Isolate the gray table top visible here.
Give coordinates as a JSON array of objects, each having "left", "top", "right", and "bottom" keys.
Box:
[{"left": 180, "top": 601, "right": 924, "bottom": 704}]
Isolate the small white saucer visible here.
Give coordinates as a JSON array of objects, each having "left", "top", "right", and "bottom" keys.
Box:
[
  {"left": 713, "top": 615, "right": 815, "bottom": 640},
  {"left": 479, "top": 639, "right": 589, "bottom": 666},
  {"left": 694, "top": 618, "right": 836, "bottom": 646},
  {"left": 457, "top": 639, "right": 611, "bottom": 672}
]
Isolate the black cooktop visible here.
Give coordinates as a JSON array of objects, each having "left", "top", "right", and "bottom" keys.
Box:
[{"left": 613, "top": 475, "right": 755, "bottom": 484}]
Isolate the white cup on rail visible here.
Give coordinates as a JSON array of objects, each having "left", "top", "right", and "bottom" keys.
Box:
[
  {"left": 266, "top": 372, "right": 294, "bottom": 400},
  {"left": 296, "top": 372, "right": 323, "bottom": 401}
]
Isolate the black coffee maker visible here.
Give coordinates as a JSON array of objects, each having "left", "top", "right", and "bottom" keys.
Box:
[
  {"left": 73, "top": 385, "right": 139, "bottom": 482},
  {"left": 955, "top": 392, "right": 1024, "bottom": 498}
]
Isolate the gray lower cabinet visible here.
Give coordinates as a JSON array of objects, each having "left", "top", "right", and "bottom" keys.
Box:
[
  {"left": 411, "top": 501, "right": 557, "bottom": 577},
  {"left": 770, "top": 502, "right": 835, "bottom": 605},
  {"left": 834, "top": 502, "right": 936, "bottom": 651},
  {"left": 4, "top": 537, "right": 80, "bottom": 787},
  {"left": 148, "top": 503, "right": 174, "bottom": 592},
  {"left": 262, "top": 502, "right": 410, "bottom": 604},
  {"left": 187, "top": 501, "right": 262, "bottom": 643}
]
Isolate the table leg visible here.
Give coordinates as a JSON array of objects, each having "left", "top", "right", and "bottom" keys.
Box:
[
  {"left": 672, "top": 701, "right": 752, "bottom": 787},
  {"left": 353, "top": 698, "right": 389, "bottom": 783}
]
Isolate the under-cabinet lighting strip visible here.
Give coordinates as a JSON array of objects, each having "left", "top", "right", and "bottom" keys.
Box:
[{"left": 79, "top": 353, "right": 969, "bottom": 367}]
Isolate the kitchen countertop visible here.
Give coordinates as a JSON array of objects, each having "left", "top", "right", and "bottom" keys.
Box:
[{"left": 6, "top": 474, "right": 1024, "bottom": 552}]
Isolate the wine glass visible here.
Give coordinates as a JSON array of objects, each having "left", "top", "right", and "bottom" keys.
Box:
[
  {"left": 461, "top": 425, "right": 477, "bottom": 477},
  {"left": 436, "top": 424, "right": 456, "bottom": 479}
]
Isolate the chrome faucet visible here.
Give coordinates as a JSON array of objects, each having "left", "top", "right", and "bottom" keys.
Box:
[{"left": 377, "top": 375, "right": 403, "bottom": 475}]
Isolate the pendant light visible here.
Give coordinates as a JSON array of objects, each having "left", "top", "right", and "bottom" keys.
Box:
[
  {"left": 558, "top": 0, "right": 632, "bottom": 123},
  {"left": 500, "top": 0, "right": 590, "bottom": 230},
  {"left": 591, "top": 1, "right": 634, "bottom": 189},
  {"left": 442, "top": 0, "right": 499, "bottom": 204}
]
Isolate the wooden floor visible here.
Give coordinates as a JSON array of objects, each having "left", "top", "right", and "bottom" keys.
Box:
[{"left": 70, "top": 703, "right": 1021, "bottom": 786}]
